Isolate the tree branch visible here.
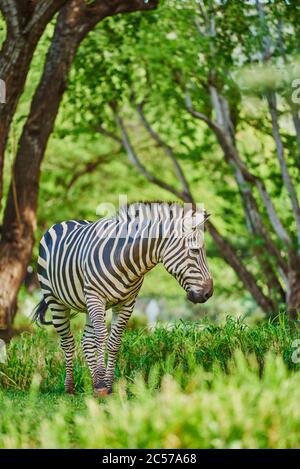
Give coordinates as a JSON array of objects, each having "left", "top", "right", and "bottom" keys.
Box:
[
  {"left": 188, "top": 4, "right": 290, "bottom": 303},
  {"left": 82, "top": 0, "right": 159, "bottom": 28},
  {"left": 22, "top": 0, "right": 69, "bottom": 35},
  {"left": 66, "top": 150, "right": 119, "bottom": 191},
  {"left": 0, "top": 0, "right": 20, "bottom": 35},
  {"left": 291, "top": 107, "right": 300, "bottom": 166},
  {"left": 185, "top": 90, "right": 292, "bottom": 248},
  {"left": 231, "top": 159, "right": 288, "bottom": 279},
  {"left": 0, "top": 0, "right": 70, "bottom": 210},
  {"left": 266, "top": 90, "right": 300, "bottom": 250},
  {"left": 135, "top": 100, "right": 192, "bottom": 200},
  {"left": 95, "top": 125, "right": 123, "bottom": 144},
  {"left": 256, "top": 0, "right": 300, "bottom": 257},
  {"left": 206, "top": 220, "right": 275, "bottom": 315},
  {"left": 210, "top": 84, "right": 289, "bottom": 279},
  {"left": 116, "top": 116, "right": 276, "bottom": 313},
  {"left": 113, "top": 109, "right": 186, "bottom": 200},
  {"left": 110, "top": 101, "right": 276, "bottom": 315}
]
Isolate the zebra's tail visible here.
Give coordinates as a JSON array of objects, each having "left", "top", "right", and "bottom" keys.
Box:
[{"left": 32, "top": 298, "right": 52, "bottom": 326}]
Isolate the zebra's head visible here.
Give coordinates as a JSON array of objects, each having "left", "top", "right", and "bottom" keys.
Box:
[{"left": 161, "top": 207, "right": 213, "bottom": 304}]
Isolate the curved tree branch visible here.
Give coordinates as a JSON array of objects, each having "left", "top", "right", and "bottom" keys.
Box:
[
  {"left": 206, "top": 220, "right": 275, "bottom": 314},
  {"left": 114, "top": 110, "right": 187, "bottom": 200},
  {"left": 135, "top": 100, "right": 192, "bottom": 199},
  {"left": 185, "top": 90, "right": 292, "bottom": 249},
  {"left": 0, "top": 0, "right": 20, "bottom": 35},
  {"left": 266, "top": 90, "right": 300, "bottom": 250},
  {"left": 111, "top": 105, "right": 276, "bottom": 315},
  {"left": 95, "top": 125, "right": 123, "bottom": 144},
  {"left": 0, "top": 0, "right": 70, "bottom": 209},
  {"left": 66, "top": 149, "right": 120, "bottom": 191}
]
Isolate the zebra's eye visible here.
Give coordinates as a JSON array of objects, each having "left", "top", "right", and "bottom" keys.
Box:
[{"left": 190, "top": 247, "right": 200, "bottom": 254}]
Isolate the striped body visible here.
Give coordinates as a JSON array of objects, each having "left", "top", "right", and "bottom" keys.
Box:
[
  {"left": 38, "top": 219, "right": 145, "bottom": 312},
  {"left": 36, "top": 203, "right": 213, "bottom": 395}
]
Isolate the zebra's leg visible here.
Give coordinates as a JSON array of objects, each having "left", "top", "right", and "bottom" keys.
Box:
[
  {"left": 49, "top": 302, "right": 75, "bottom": 394},
  {"left": 82, "top": 314, "right": 97, "bottom": 387},
  {"left": 85, "top": 294, "right": 108, "bottom": 396},
  {"left": 105, "top": 300, "right": 135, "bottom": 393}
]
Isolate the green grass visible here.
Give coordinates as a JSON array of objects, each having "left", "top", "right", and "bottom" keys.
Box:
[{"left": 0, "top": 317, "right": 300, "bottom": 448}]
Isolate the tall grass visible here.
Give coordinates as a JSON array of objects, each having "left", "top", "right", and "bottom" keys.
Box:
[
  {"left": 1, "top": 317, "right": 298, "bottom": 392},
  {"left": 0, "top": 317, "right": 299, "bottom": 448}
]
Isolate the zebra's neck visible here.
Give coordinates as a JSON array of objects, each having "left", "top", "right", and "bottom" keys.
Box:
[
  {"left": 109, "top": 206, "right": 177, "bottom": 278},
  {"left": 120, "top": 219, "right": 168, "bottom": 276}
]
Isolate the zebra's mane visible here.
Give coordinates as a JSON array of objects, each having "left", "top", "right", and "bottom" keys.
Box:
[
  {"left": 116, "top": 200, "right": 206, "bottom": 216},
  {"left": 114, "top": 201, "right": 209, "bottom": 227},
  {"left": 125, "top": 200, "right": 184, "bottom": 208},
  {"left": 117, "top": 200, "right": 183, "bottom": 213}
]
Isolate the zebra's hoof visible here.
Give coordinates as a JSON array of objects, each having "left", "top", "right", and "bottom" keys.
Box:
[
  {"left": 94, "top": 387, "right": 109, "bottom": 398},
  {"left": 65, "top": 387, "right": 75, "bottom": 395}
]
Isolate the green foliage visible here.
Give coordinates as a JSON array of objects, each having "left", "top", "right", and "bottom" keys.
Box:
[
  {"left": 3, "top": 0, "right": 300, "bottom": 313},
  {"left": 60, "top": 0, "right": 300, "bottom": 312},
  {"left": 0, "top": 318, "right": 299, "bottom": 448}
]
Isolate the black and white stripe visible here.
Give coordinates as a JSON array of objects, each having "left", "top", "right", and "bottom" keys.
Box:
[{"left": 36, "top": 202, "right": 213, "bottom": 394}]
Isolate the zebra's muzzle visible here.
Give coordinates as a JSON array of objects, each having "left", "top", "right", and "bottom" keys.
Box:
[{"left": 187, "top": 280, "right": 213, "bottom": 304}]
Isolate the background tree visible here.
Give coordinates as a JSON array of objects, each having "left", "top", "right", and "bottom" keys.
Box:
[
  {"left": 0, "top": 0, "right": 159, "bottom": 340},
  {"left": 66, "top": 0, "right": 300, "bottom": 317}
]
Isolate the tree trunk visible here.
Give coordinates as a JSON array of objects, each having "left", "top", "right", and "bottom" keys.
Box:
[
  {"left": 286, "top": 254, "right": 300, "bottom": 320},
  {"left": 0, "top": 0, "right": 159, "bottom": 336},
  {"left": 0, "top": 232, "right": 34, "bottom": 341},
  {"left": 287, "top": 281, "right": 300, "bottom": 320},
  {"left": 0, "top": 35, "right": 36, "bottom": 205},
  {"left": 0, "top": 0, "right": 69, "bottom": 206},
  {"left": 0, "top": 7, "right": 80, "bottom": 338}
]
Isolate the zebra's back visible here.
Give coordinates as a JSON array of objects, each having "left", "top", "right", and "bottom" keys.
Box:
[{"left": 37, "top": 217, "right": 144, "bottom": 312}]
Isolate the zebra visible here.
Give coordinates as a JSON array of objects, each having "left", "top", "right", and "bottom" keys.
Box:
[{"left": 34, "top": 201, "right": 213, "bottom": 396}]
